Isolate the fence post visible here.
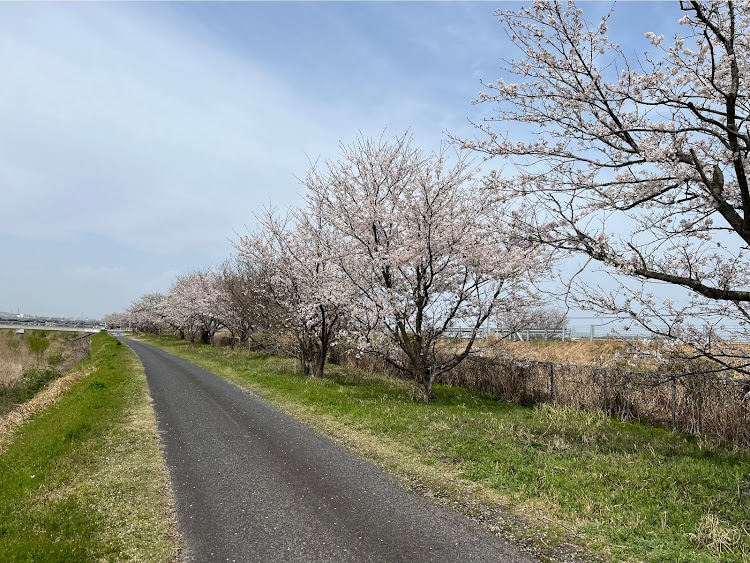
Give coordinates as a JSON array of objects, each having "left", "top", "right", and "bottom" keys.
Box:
[
  {"left": 590, "top": 325, "right": 594, "bottom": 342},
  {"left": 549, "top": 363, "right": 555, "bottom": 402},
  {"left": 602, "top": 369, "right": 608, "bottom": 413},
  {"left": 671, "top": 375, "right": 677, "bottom": 431}
]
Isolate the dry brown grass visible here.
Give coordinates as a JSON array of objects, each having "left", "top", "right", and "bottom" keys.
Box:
[
  {"left": 688, "top": 512, "right": 750, "bottom": 557},
  {"left": 488, "top": 339, "right": 630, "bottom": 366},
  {"left": 0, "top": 331, "right": 35, "bottom": 385},
  {"left": 0, "top": 330, "right": 85, "bottom": 387}
]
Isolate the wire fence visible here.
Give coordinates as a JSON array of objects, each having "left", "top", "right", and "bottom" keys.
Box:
[
  {"left": 330, "top": 346, "right": 750, "bottom": 448},
  {"left": 214, "top": 325, "right": 750, "bottom": 448}
]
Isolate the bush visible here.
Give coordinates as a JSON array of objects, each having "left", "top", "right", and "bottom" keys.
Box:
[{"left": 26, "top": 333, "right": 50, "bottom": 356}]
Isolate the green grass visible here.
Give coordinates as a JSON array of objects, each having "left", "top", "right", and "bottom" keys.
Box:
[
  {"left": 0, "top": 367, "right": 60, "bottom": 415},
  {"left": 0, "top": 333, "right": 178, "bottom": 562},
  {"left": 25, "top": 332, "right": 50, "bottom": 356},
  {"left": 140, "top": 334, "right": 750, "bottom": 563}
]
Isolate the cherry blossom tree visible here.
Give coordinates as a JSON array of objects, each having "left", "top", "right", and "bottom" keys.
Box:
[
  {"left": 163, "top": 269, "right": 224, "bottom": 345},
  {"left": 496, "top": 305, "right": 568, "bottom": 334},
  {"left": 308, "top": 133, "right": 545, "bottom": 402},
  {"left": 216, "top": 257, "right": 269, "bottom": 349},
  {"left": 125, "top": 293, "right": 167, "bottom": 334},
  {"left": 466, "top": 1, "right": 750, "bottom": 374},
  {"left": 238, "top": 204, "right": 347, "bottom": 378},
  {"left": 102, "top": 311, "right": 129, "bottom": 330}
]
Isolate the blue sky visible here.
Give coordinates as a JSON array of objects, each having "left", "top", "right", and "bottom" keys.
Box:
[{"left": 0, "top": 1, "right": 681, "bottom": 319}]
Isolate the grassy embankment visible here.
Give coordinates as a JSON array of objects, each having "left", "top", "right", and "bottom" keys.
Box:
[
  {"left": 140, "top": 333, "right": 749, "bottom": 563},
  {"left": 0, "top": 329, "right": 88, "bottom": 415},
  {"left": 0, "top": 332, "right": 178, "bottom": 562}
]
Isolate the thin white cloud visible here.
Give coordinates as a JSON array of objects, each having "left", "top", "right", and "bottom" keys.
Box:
[
  {"left": 0, "top": 2, "right": 515, "bottom": 317},
  {"left": 0, "top": 3, "right": 332, "bottom": 253}
]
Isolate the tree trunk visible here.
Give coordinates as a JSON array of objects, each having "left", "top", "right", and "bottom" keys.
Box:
[
  {"left": 415, "top": 378, "right": 434, "bottom": 403},
  {"left": 311, "top": 322, "right": 329, "bottom": 379},
  {"left": 312, "top": 343, "right": 327, "bottom": 378},
  {"left": 413, "top": 365, "right": 434, "bottom": 403}
]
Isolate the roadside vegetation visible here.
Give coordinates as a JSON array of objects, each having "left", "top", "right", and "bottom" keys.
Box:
[
  {"left": 139, "top": 333, "right": 749, "bottom": 563},
  {"left": 0, "top": 329, "right": 90, "bottom": 416},
  {"left": 0, "top": 332, "right": 178, "bottom": 562}
]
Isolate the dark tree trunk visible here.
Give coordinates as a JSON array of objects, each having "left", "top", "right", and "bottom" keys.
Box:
[
  {"left": 413, "top": 364, "right": 435, "bottom": 403},
  {"left": 312, "top": 348, "right": 326, "bottom": 379},
  {"left": 415, "top": 380, "right": 434, "bottom": 403}
]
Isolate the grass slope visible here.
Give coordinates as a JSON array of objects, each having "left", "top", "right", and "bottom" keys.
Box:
[
  {"left": 0, "top": 366, "right": 61, "bottom": 416},
  {"left": 0, "top": 332, "right": 178, "bottom": 562},
  {"left": 141, "top": 334, "right": 749, "bottom": 563},
  {"left": 0, "top": 330, "right": 89, "bottom": 415}
]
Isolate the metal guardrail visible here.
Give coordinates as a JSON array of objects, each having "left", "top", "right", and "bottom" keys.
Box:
[
  {"left": 0, "top": 323, "right": 101, "bottom": 333},
  {"left": 444, "top": 327, "right": 572, "bottom": 341},
  {"left": 446, "top": 325, "right": 700, "bottom": 342}
]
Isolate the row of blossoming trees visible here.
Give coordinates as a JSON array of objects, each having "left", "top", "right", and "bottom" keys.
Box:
[
  {"left": 105, "top": 261, "right": 264, "bottom": 348},
  {"left": 108, "top": 1, "right": 750, "bottom": 401},
  {"left": 107, "top": 135, "right": 548, "bottom": 402}
]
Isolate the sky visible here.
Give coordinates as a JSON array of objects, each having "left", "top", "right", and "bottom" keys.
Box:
[{"left": 0, "top": 1, "right": 683, "bottom": 319}]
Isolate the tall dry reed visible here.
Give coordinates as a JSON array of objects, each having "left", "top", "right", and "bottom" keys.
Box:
[
  {"left": 0, "top": 330, "right": 85, "bottom": 387},
  {"left": 0, "top": 332, "right": 35, "bottom": 386}
]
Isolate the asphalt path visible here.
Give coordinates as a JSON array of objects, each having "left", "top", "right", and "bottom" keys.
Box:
[{"left": 124, "top": 338, "right": 538, "bottom": 563}]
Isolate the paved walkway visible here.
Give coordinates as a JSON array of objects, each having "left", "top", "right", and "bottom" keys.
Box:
[{"left": 124, "top": 338, "right": 537, "bottom": 563}]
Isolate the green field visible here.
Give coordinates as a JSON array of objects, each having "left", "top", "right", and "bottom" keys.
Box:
[{"left": 140, "top": 334, "right": 750, "bottom": 563}]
